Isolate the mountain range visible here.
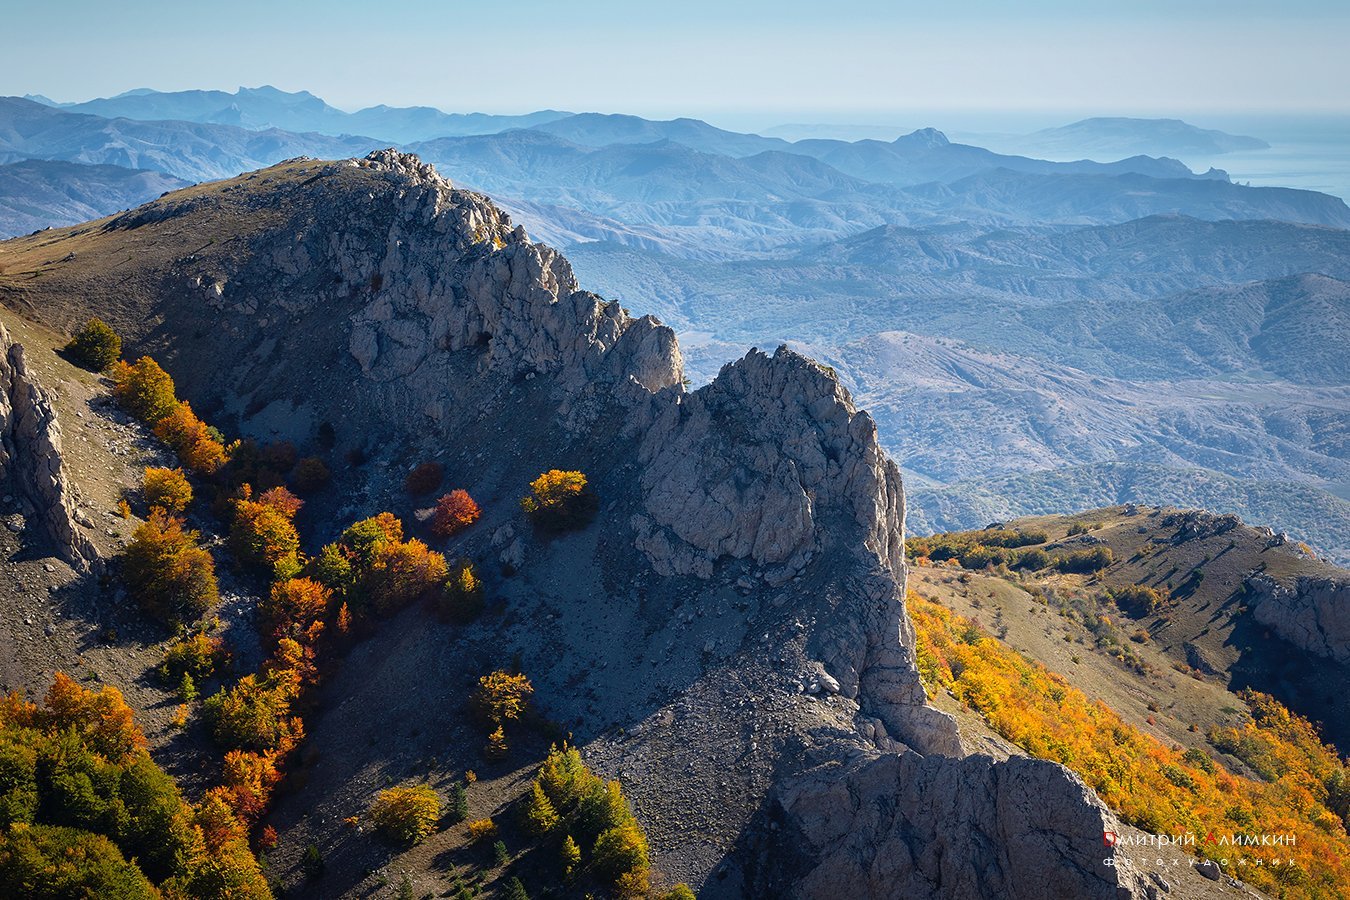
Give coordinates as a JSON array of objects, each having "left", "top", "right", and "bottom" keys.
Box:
[{"left": 1, "top": 86, "right": 1347, "bottom": 562}]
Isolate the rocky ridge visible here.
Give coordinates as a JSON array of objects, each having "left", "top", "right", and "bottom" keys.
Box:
[
  {"left": 0, "top": 321, "right": 97, "bottom": 570},
  {"left": 0, "top": 150, "right": 1211, "bottom": 897}
]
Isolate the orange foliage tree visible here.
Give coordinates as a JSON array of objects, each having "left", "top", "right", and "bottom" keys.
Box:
[
  {"left": 258, "top": 577, "right": 331, "bottom": 646},
  {"left": 431, "top": 489, "right": 481, "bottom": 537}
]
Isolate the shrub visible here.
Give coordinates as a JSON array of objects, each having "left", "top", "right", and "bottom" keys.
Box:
[
  {"left": 111, "top": 357, "right": 178, "bottom": 424},
  {"left": 159, "top": 630, "right": 228, "bottom": 684},
  {"left": 290, "top": 456, "right": 331, "bottom": 494},
  {"left": 124, "top": 509, "right": 219, "bottom": 626},
  {"left": 659, "top": 886, "right": 697, "bottom": 900},
  {"left": 1054, "top": 547, "right": 1114, "bottom": 574},
  {"left": 1013, "top": 547, "right": 1051, "bottom": 571},
  {"left": 301, "top": 843, "right": 324, "bottom": 880},
  {"left": 433, "top": 560, "right": 484, "bottom": 622},
  {"left": 1112, "top": 584, "right": 1167, "bottom": 616},
  {"left": 521, "top": 470, "right": 595, "bottom": 530},
  {"left": 143, "top": 466, "right": 192, "bottom": 513},
  {"left": 64, "top": 318, "right": 122, "bottom": 372},
  {"left": 404, "top": 462, "right": 443, "bottom": 496},
  {"left": 431, "top": 490, "right": 481, "bottom": 537},
  {"left": 370, "top": 785, "right": 440, "bottom": 845}
]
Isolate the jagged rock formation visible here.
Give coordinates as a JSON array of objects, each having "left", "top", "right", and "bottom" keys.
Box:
[
  {"left": 1247, "top": 572, "right": 1350, "bottom": 664},
  {"left": 0, "top": 151, "right": 1181, "bottom": 898},
  {"left": 753, "top": 752, "right": 1147, "bottom": 899},
  {"left": 0, "top": 322, "right": 97, "bottom": 570}
]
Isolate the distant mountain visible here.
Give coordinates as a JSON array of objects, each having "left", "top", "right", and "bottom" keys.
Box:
[
  {"left": 529, "top": 112, "right": 788, "bottom": 157},
  {"left": 905, "top": 168, "right": 1350, "bottom": 228},
  {"left": 31, "top": 86, "right": 573, "bottom": 143},
  {"left": 0, "top": 159, "right": 189, "bottom": 237},
  {"left": 568, "top": 217, "right": 1350, "bottom": 363},
  {"left": 998, "top": 117, "right": 1270, "bottom": 161},
  {"left": 0, "top": 96, "right": 380, "bottom": 181},
  {"left": 527, "top": 114, "right": 1219, "bottom": 185}
]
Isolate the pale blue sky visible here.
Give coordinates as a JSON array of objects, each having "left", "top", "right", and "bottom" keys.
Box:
[{"left": 5, "top": 0, "right": 1348, "bottom": 128}]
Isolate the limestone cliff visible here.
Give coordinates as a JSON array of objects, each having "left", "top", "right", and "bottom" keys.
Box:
[
  {"left": 0, "top": 322, "right": 97, "bottom": 571},
  {"left": 1247, "top": 572, "right": 1350, "bottom": 664}
]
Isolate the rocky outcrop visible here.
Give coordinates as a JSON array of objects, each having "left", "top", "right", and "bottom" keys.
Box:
[
  {"left": 246, "top": 149, "right": 687, "bottom": 396},
  {"left": 753, "top": 750, "right": 1148, "bottom": 899},
  {"left": 634, "top": 345, "right": 959, "bottom": 756},
  {"left": 1247, "top": 572, "right": 1350, "bottom": 664},
  {"left": 0, "top": 323, "right": 97, "bottom": 570}
]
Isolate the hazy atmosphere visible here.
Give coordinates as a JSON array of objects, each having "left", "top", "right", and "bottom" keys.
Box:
[{"left": 2, "top": 3, "right": 1349, "bottom": 899}]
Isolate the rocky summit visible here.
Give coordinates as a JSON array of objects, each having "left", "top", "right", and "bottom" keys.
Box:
[{"left": 0, "top": 151, "right": 1272, "bottom": 899}]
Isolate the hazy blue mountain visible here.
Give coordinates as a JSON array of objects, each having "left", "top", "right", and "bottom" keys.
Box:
[
  {"left": 565, "top": 225, "right": 1350, "bottom": 559},
  {"left": 998, "top": 117, "right": 1271, "bottom": 160},
  {"left": 787, "top": 128, "right": 1220, "bottom": 185},
  {"left": 566, "top": 217, "right": 1350, "bottom": 356},
  {"left": 529, "top": 112, "right": 789, "bottom": 157},
  {"left": 0, "top": 158, "right": 189, "bottom": 237},
  {"left": 906, "top": 168, "right": 1350, "bottom": 228},
  {"left": 527, "top": 114, "right": 1221, "bottom": 185},
  {"left": 0, "top": 97, "right": 381, "bottom": 181},
  {"left": 33, "top": 86, "right": 573, "bottom": 143}
]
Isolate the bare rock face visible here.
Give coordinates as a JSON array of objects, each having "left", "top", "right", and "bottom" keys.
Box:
[
  {"left": 1247, "top": 572, "right": 1350, "bottom": 663},
  {"left": 752, "top": 751, "right": 1148, "bottom": 900},
  {"left": 0, "top": 323, "right": 97, "bottom": 570},
  {"left": 634, "top": 345, "right": 959, "bottom": 756}
]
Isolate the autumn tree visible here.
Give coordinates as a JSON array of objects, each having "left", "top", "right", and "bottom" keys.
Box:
[
  {"left": 64, "top": 318, "right": 122, "bottom": 372},
  {"left": 521, "top": 469, "right": 595, "bottom": 530},
  {"left": 370, "top": 785, "right": 441, "bottom": 845},
  {"left": 368, "top": 538, "right": 447, "bottom": 615},
  {"left": 143, "top": 466, "right": 192, "bottom": 513},
  {"left": 404, "top": 462, "right": 444, "bottom": 496},
  {"left": 259, "top": 577, "right": 331, "bottom": 646},
  {"left": 472, "top": 671, "right": 533, "bottom": 728},
  {"left": 523, "top": 781, "right": 559, "bottom": 836},
  {"left": 111, "top": 356, "right": 178, "bottom": 424},
  {"left": 124, "top": 508, "right": 219, "bottom": 626},
  {"left": 431, "top": 489, "right": 481, "bottom": 537},
  {"left": 153, "top": 401, "right": 228, "bottom": 475},
  {"left": 229, "top": 488, "right": 302, "bottom": 577}
]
